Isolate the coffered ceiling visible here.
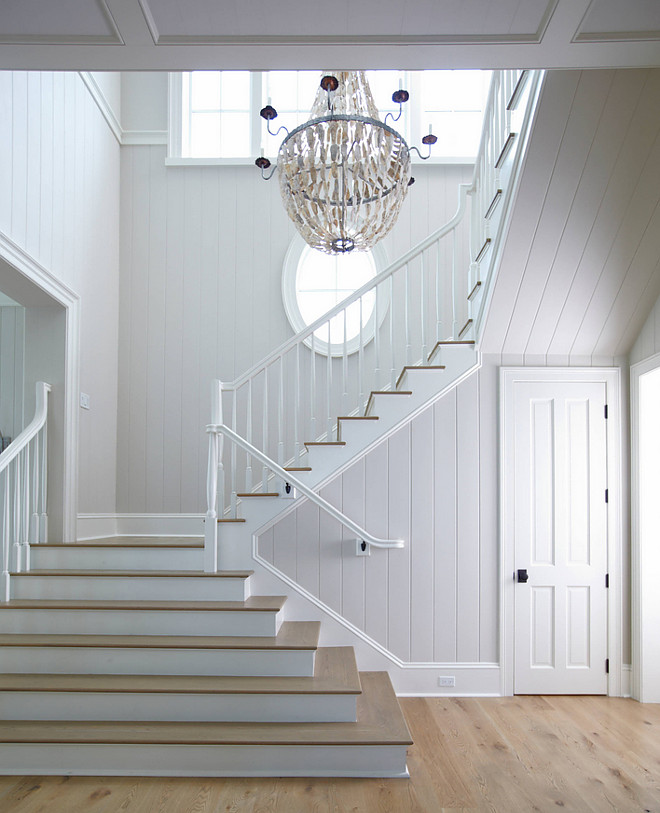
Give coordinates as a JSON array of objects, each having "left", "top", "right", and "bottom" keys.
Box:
[{"left": 0, "top": 0, "right": 659, "bottom": 70}]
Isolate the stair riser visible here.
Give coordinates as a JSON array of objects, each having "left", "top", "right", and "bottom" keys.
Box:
[
  {"left": 0, "top": 609, "right": 282, "bottom": 637},
  {"left": 0, "top": 743, "right": 409, "bottom": 778},
  {"left": 0, "top": 646, "right": 315, "bottom": 676},
  {"left": 30, "top": 547, "right": 204, "bottom": 572},
  {"left": 0, "top": 693, "right": 356, "bottom": 723},
  {"left": 10, "top": 576, "right": 250, "bottom": 602}
]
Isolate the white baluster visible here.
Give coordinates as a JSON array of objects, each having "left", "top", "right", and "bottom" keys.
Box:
[
  {"left": 326, "top": 321, "right": 333, "bottom": 439},
  {"left": 405, "top": 264, "right": 412, "bottom": 365},
  {"left": 358, "top": 296, "right": 364, "bottom": 413},
  {"left": 342, "top": 311, "right": 348, "bottom": 415},
  {"left": 436, "top": 241, "right": 442, "bottom": 344},
  {"left": 13, "top": 454, "right": 21, "bottom": 572},
  {"left": 374, "top": 280, "right": 381, "bottom": 388},
  {"left": 262, "top": 367, "right": 269, "bottom": 491},
  {"left": 30, "top": 436, "right": 39, "bottom": 544},
  {"left": 2, "top": 474, "right": 10, "bottom": 601},
  {"left": 452, "top": 228, "right": 458, "bottom": 338},
  {"left": 231, "top": 388, "right": 237, "bottom": 516},
  {"left": 421, "top": 252, "right": 427, "bottom": 363},
  {"left": 204, "top": 428, "right": 218, "bottom": 573},
  {"left": 390, "top": 275, "right": 396, "bottom": 390},
  {"left": 22, "top": 443, "right": 30, "bottom": 571},
  {"left": 294, "top": 343, "right": 301, "bottom": 465},
  {"left": 278, "top": 355, "right": 284, "bottom": 466},
  {"left": 310, "top": 334, "right": 316, "bottom": 441},
  {"left": 39, "top": 421, "right": 48, "bottom": 544},
  {"left": 245, "top": 379, "right": 253, "bottom": 491}
]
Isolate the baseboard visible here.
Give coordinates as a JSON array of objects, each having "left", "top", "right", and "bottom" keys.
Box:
[
  {"left": 77, "top": 514, "right": 204, "bottom": 540},
  {"left": 621, "top": 663, "right": 632, "bottom": 698}
]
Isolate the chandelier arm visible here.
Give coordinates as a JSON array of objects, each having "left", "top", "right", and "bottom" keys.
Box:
[
  {"left": 409, "top": 145, "right": 433, "bottom": 161},
  {"left": 384, "top": 107, "right": 403, "bottom": 126},
  {"left": 260, "top": 164, "right": 278, "bottom": 181},
  {"left": 267, "top": 122, "right": 290, "bottom": 139}
]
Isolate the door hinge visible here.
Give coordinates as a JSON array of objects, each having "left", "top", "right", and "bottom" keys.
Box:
[
  {"left": 606, "top": 658, "right": 609, "bottom": 674},
  {"left": 604, "top": 404, "right": 608, "bottom": 419},
  {"left": 605, "top": 489, "right": 609, "bottom": 503},
  {"left": 605, "top": 573, "right": 609, "bottom": 588}
]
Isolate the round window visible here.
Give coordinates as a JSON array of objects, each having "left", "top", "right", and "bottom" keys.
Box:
[{"left": 282, "top": 237, "right": 388, "bottom": 357}]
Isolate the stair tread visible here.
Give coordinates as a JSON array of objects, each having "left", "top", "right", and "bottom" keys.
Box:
[
  {"left": 236, "top": 493, "right": 279, "bottom": 497},
  {"left": 44, "top": 537, "right": 203, "bottom": 549},
  {"left": 0, "top": 647, "right": 359, "bottom": 695},
  {"left": 0, "top": 596, "right": 286, "bottom": 612},
  {"left": 0, "top": 672, "right": 411, "bottom": 746},
  {"left": 0, "top": 621, "right": 320, "bottom": 650},
  {"left": 10, "top": 570, "right": 253, "bottom": 579}
]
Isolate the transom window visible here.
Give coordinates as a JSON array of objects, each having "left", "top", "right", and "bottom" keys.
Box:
[{"left": 170, "top": 70, "right": 491, "bottom": 164}]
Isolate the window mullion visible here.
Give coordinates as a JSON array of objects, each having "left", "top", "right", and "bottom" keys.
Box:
[{"left": 251, "top": 72, "right": 264, "bottom": 158}]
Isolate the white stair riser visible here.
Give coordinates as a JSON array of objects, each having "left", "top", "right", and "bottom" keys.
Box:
[
  {"left": 30, "top": 547, "right": 204, "bottom": 572},
  {"left": 0, "top": 608, "right": 282, "bottom": 637},
  {"left": 0, "top": 646, "right": 315, "bottom": 676},
  {"left": 10, "top": 576, "right": 250, "bottom": 602},
  {"left": 0, "top": 743, "right": 409, "bottom": 778},
  {"left": 0, "top": 692, "right": 356, "bottom": 723}
]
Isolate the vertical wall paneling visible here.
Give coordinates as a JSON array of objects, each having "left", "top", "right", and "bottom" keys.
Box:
[
  {"left": 318, "top": 478, "right": 343, "bottom": 612},
  {"left": 1, "top": 71, "right": 120, "bottom": 515},
  {"left": 364, "top": 440, "right": 389, "bottom": 647},
  {"left": 0, "top": 306, "right": 25, "bottom": 440}
]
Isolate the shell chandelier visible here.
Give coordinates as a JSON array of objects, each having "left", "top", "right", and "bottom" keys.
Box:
[{"left": 256, "top": 71, "right": 436, "bottom": 255}]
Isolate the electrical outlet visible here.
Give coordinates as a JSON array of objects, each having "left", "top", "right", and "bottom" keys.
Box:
[
  {"left": 79, "top": 392, "right": 91, "bottom": 410},
  {"left": 356, "top": 539, "right": 370, "bottom": 556},
  {"left": 438, "top": 676, "right": 455, "bottom": 688}
]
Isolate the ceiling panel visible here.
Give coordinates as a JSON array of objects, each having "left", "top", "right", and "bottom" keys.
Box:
[
  {"left": 574, "top": 0, "right": 660, "bottom": 42},
  {"left": 0, "top": 0, "right": 122, "bottom": 44},
  {"left": 141, "top": 0, "right": 555, "bottom": 43}
]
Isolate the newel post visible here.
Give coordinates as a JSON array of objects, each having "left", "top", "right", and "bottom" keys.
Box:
[{"left": 204, "top": 380, "right": 224, "bottom": 573}]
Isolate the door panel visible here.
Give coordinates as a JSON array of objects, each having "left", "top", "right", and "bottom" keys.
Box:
[{"left": 513, "top": 381, "right": 607, "bottom": 695}]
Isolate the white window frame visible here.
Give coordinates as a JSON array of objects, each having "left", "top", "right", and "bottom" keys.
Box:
[
  {"left": 281, "top": 235, "right": 390, "bottom": 358},
  {"left": 167, "top": 71, "right": 490, "bottom": 167}
]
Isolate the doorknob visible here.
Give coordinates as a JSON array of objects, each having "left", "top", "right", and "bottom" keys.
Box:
[{"left": 517, "top": 569, "right": 529, "bottom": 583}]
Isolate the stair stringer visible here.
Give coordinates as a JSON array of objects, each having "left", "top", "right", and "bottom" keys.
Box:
[{"left": 214, "top": 348, "right": 502, "bottom": 696}]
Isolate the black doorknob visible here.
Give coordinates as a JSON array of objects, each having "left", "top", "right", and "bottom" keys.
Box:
[{"left": 517, "top": 569, "right": 529, "bottom": 583}]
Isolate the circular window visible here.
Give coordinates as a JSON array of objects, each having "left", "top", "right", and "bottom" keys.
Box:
[{"left": 282, "top": 237, "right": 388, "bottom": 357}]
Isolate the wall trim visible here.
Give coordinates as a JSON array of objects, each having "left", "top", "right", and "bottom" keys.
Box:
[
  {"left": 122, "top": 130, "right": 168, "bottom": 146},
  {"left": 78, "top": 72, "right": 122, "bottom": 144},
  {"left": 0, "top": 233, "right": 80, "bottom": 543},
  {"left": 500, "top": 367, "right": 623, "bottom": 697},
  {"left": 77, "top": 513, "right": 204, "bottom": 539}
]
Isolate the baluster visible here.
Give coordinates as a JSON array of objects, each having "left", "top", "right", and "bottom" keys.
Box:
[
  {"left": 294, "top": 343, "right": 301, "bottom": 465},
  {"left": 39, "top": 420, "right": 48, "bottom": 543},
  {"left": 262, "top": 368, "right": 269, "bottom": 491},
  {"left": 326, "top": 321, "right": 333, "bottom": 439},
  {"left": 405, "top": 264, "right": 412, "bottom": 365},
  {"left": 342, "top": 310, "right": 348, "bottom": 415},
  {"left": 2, "top": 474, "right": 9, "bottom": 600},
  {"left": 436, "top": 240, "right": 442, "bottom": 344},
  {"left": 421, "top": 252, "right": 427, "bottom": 363},
  {"left": 390, "top": 275, "right": 396, "bottom": 390},
  {"left": 214, "top": 382, "right": 225, "bottom": 517},
  {"left": 13, "top": 454, "right": 21, "bottom": 572},
  {"left": 374, "top": 280, "right": 381, "bottom": 389},
  {"left": 30, "top": 436, "right": 39, "bottom": 544},
  {"left": 310, "top": 334, "right": 317, "bottom": 440},
  {"left": 204, "top": 428, "right": 218, "bottom": 573},
  {"left": 358, "top": 296, "right": 364, "bottom": 413},
  {"left": 231, "top": 388, "right": 237, "bottom": 516},
  {"left": 452, "top": 228, "right": 458, "bottom": 339},
  {"left": 22, "top": 443, "right": 30, "bottom": 571},
  {"left": 245, "top": 379, "right": 253, "bottom": 491},
  {"left": 278, "top": 355, "right": 284, "bottom": 466}
]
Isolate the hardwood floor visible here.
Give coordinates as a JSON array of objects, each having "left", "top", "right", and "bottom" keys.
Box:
[{"left": 0, "top": 696, "right": 658, "bottom": 812}]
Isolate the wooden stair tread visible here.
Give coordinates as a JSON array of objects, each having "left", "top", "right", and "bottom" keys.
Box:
[
  {"left": 337, "top": 416, "right": 379, "bottom": 421},
  {"left": 283, "top": 467, "right": 312, "bottom": 472},
  {"left": 304, "top": 441, "right": 346, "bottom": 447},
  {"left": 0, "top": 596, "right": 286, "bottom": 612},
  {"left": 0, "top": 621, "right": 320, "bottom": 650},
  {"left": 45, "top": 537, "right": 203, "bottom": 549},
  {"left": 0, "top": 647, "right": 360, "bottom": 695},
  {"left": 10, "top": 570, "right": 253, "bottom": 579},
  {"left": 365, "top": 390, "right": 413, "bottom": 416},
  {"left": 427, "top": 339, "right": 476, "bottom": 362},
  {"left": 236, "top": 492, "right": 279, "bottom": 498},
  {"left": 0, "top": 673, "right": 411, "bottom": 746},
  {"left": 395, "top": 365, "right": 446, "bottom": 391}
]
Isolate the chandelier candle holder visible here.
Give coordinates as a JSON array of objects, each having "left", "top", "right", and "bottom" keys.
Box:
[{"left": 255, "top": 71, "right": 437, "bottom": 254}]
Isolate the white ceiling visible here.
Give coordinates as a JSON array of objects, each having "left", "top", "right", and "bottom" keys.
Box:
[{"left": 0, "top": 0, "right": 659, "bottom": 70}]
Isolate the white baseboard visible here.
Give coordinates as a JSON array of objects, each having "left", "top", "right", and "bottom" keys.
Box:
[{"left": 77, "top": 514, "right": 204, "bottom": 540}]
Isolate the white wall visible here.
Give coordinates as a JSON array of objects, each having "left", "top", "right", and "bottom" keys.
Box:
[
  {"left": 117, "top": 146, "right": 472, "bottom": 513},
  {"left": 0, "top": 304, "right": 25, "bottom": 441},
  {"left": 0, "top": 71, "right": 121, "bottom": 516}
]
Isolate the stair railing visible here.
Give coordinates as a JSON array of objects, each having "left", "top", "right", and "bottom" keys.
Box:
[
  {"left": 211, "top": 70, "right": 543, "bottom": 521},
  {"left": 1, "top": 381, "right": 51, "bottom": 601},
  {"left": 204, "top": 381, "right": 403, "bottom": 571}
]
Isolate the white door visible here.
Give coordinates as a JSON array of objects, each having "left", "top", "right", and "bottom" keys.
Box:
[{"left": 511, "top": 380, "right": 608, "bottom": 694}]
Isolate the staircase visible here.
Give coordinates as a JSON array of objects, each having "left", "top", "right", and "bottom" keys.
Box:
[
  {"left": 0, "top": 540, "right": 412, "bottom": 776},
  {"left": 0, "top": 69, "right": 545, "bottom": 777}
]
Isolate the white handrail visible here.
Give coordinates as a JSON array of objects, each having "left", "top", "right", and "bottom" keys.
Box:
[
  {"left": 209, "top": 422, "right": 404, "bottom": 552},
  {"left": 1, "top": 381, "right": 51, "bottom": 601}
]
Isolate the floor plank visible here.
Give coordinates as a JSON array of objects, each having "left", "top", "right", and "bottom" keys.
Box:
[{"left": 0, "top": 696, "right": 658, "bottom": 811}]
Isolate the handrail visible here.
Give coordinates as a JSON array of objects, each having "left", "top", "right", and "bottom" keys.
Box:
[
  {"left": 227, "top": 183, "right": 472, "bottom": 391},
  {"left": 0, "top": 382, "right": 51, "bottom": 473},
  {"left": 209, "top": 423, "right": 404, "bottom": 551}
]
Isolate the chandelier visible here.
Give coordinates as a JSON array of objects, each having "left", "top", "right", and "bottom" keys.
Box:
[{"left": 255, "top": 71, "right": 436, "bottom": 254}]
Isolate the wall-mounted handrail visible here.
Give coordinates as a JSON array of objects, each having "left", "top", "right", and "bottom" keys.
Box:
[{"left": 1, "top": 381, "right": 51, "bottom": 601}]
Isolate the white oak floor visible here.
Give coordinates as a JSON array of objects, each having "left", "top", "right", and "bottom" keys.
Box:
[{"left": 0, "top": 695, "right": 659, "bottom": 812}]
